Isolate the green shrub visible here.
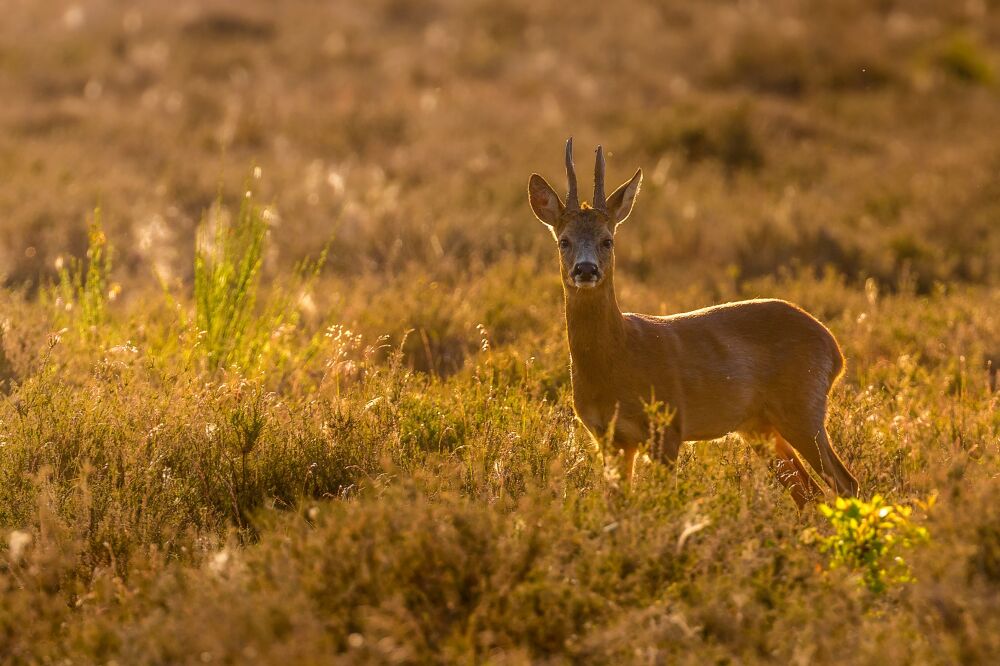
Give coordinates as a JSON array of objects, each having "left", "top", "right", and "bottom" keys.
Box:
[
  {"left": 811, "top": 494, "right": 932, "bottom": 593},
  {"left": 194, "top": 186, "right": 269, "bottom": 370},
  {"left": 48, "top": 209, "right": 116, "bottom": 338},
  {"left": 192, "top": 179, "right": 326, "bottom": 374}
]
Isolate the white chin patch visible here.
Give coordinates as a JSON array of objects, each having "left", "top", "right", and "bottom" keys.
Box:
[{"left": 573, "top": 279, "right": 599, "bottom": 289}]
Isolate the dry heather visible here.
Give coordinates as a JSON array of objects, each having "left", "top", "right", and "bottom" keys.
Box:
[{"left": 1, "top": 0, "right": 999, "bottom": 663}]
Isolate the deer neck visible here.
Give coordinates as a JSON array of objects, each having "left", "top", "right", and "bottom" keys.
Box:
[{"left": 564, "top": 277, "right": 626, "bottom": 372}]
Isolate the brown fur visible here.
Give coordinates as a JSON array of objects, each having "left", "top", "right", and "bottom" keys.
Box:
[{"left": 529, "top": 145, "right": 859, "bottom": 508}]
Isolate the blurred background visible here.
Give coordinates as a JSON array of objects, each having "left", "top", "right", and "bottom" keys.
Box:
[{"left": 1, "top": 0, "right": 997, "bottom": 298}]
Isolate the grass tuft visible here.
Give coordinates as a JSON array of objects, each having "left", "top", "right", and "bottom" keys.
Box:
[
  {"left": 47, "top": 209, "right": 115, "bottom": 339},
  {"left": 194, "top": 184, "right": 269, "bottom": 370}
]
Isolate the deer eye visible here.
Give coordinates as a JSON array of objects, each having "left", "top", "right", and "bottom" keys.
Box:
[
  {"left": 558, "top": 238, "right": 570, "bottom": 250},
  {"left": 601, "top": 238, "right": 613, "bottom": 249}
]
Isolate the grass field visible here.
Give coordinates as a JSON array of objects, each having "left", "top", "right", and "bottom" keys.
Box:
[{"left": 1, "top": 0, "right": 999, "bottom": 663}]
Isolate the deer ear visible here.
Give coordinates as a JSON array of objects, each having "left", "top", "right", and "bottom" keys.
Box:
[
  {"left": 528, "top": 174, "right": 564, "bottom": 227},
  {"left": 606, "top": 168, "right": 642, "bottom": 228}
]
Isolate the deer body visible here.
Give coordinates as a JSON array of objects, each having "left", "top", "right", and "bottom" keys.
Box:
[{"left": 530, "top": 140, "right": 859, "bottom": 507}]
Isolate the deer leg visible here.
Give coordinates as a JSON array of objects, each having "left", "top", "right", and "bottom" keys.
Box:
[
  {"left": 813, "top": 425, "right": 859, "bottom": 497},
  {"left": 743, "top": 427, "right": 821, "bottom": 509},
  {"left": 649, "top": 419, "right": 682, "bottom": 467},
  {"left": 611, "top": 418, "right": 682, "bottom": 486},
  {"left": 772, "top": 433, "right": 822, "bottom": 509},
  {"left": 617, "top": 442, "right": 639, "bottom": 485},
  {"left": 772, "top": 404, "right": 859, "bottom": 497}
]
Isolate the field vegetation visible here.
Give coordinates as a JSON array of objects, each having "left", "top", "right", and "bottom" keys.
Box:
[{"left": 1, "top": 0, "right": 999, "bottom": 663}]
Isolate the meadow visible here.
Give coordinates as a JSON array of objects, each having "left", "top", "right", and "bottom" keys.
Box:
[{"left": 1, "top": 0, "right": 999, "bottom": 663}]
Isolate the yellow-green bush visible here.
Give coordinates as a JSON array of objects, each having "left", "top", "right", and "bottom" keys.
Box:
[{"left": 810, "top": 495, "right": 932, "bottom": 593}]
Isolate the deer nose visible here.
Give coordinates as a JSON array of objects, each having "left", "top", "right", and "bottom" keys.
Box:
[{"left": 572, "top": 262, "right": 600, "bottom": 281}]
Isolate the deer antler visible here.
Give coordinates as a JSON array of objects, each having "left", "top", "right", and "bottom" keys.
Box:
[
  {"left": 565, "top": 138, "right": 579, "bottom": 210},
  {"left": 594, "top": 145, "right": 607, "bottom": 211}
]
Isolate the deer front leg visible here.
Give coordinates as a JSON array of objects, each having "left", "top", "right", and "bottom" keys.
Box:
[
  {"left": 649, "top": 418, "right": 683, "bottom": 468},
  {"left": 597, "top": 440, "right": 640, "bottom": 487},
  {"left": 616, "top": 442, "right": 639, "bottom": 485},
  {"left": 612, "top": 420, "right": 682, "bottom": 487}
]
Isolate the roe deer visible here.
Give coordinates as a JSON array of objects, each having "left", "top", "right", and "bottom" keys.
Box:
[{"left": 528, "top": 139, "right": 859, "bottom": 507}]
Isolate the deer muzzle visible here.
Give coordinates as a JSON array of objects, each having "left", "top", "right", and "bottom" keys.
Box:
[{"left": 571, "top": 261, "right": 601, "bottom": 287}]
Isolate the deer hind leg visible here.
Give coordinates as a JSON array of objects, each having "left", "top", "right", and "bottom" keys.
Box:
[
  {"left": 742, "top": 426, "right": 821, "bottom": 509},
  {"left": 771, "top": 399, "right": 859, "bottom": 497},
  {"left": 772, "top": 433, "right": 822, "bottom": 509}
]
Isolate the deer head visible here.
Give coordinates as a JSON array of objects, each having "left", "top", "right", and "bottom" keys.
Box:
[{"left": 528, "top": 139, "right": 642, "bottom": 290}]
